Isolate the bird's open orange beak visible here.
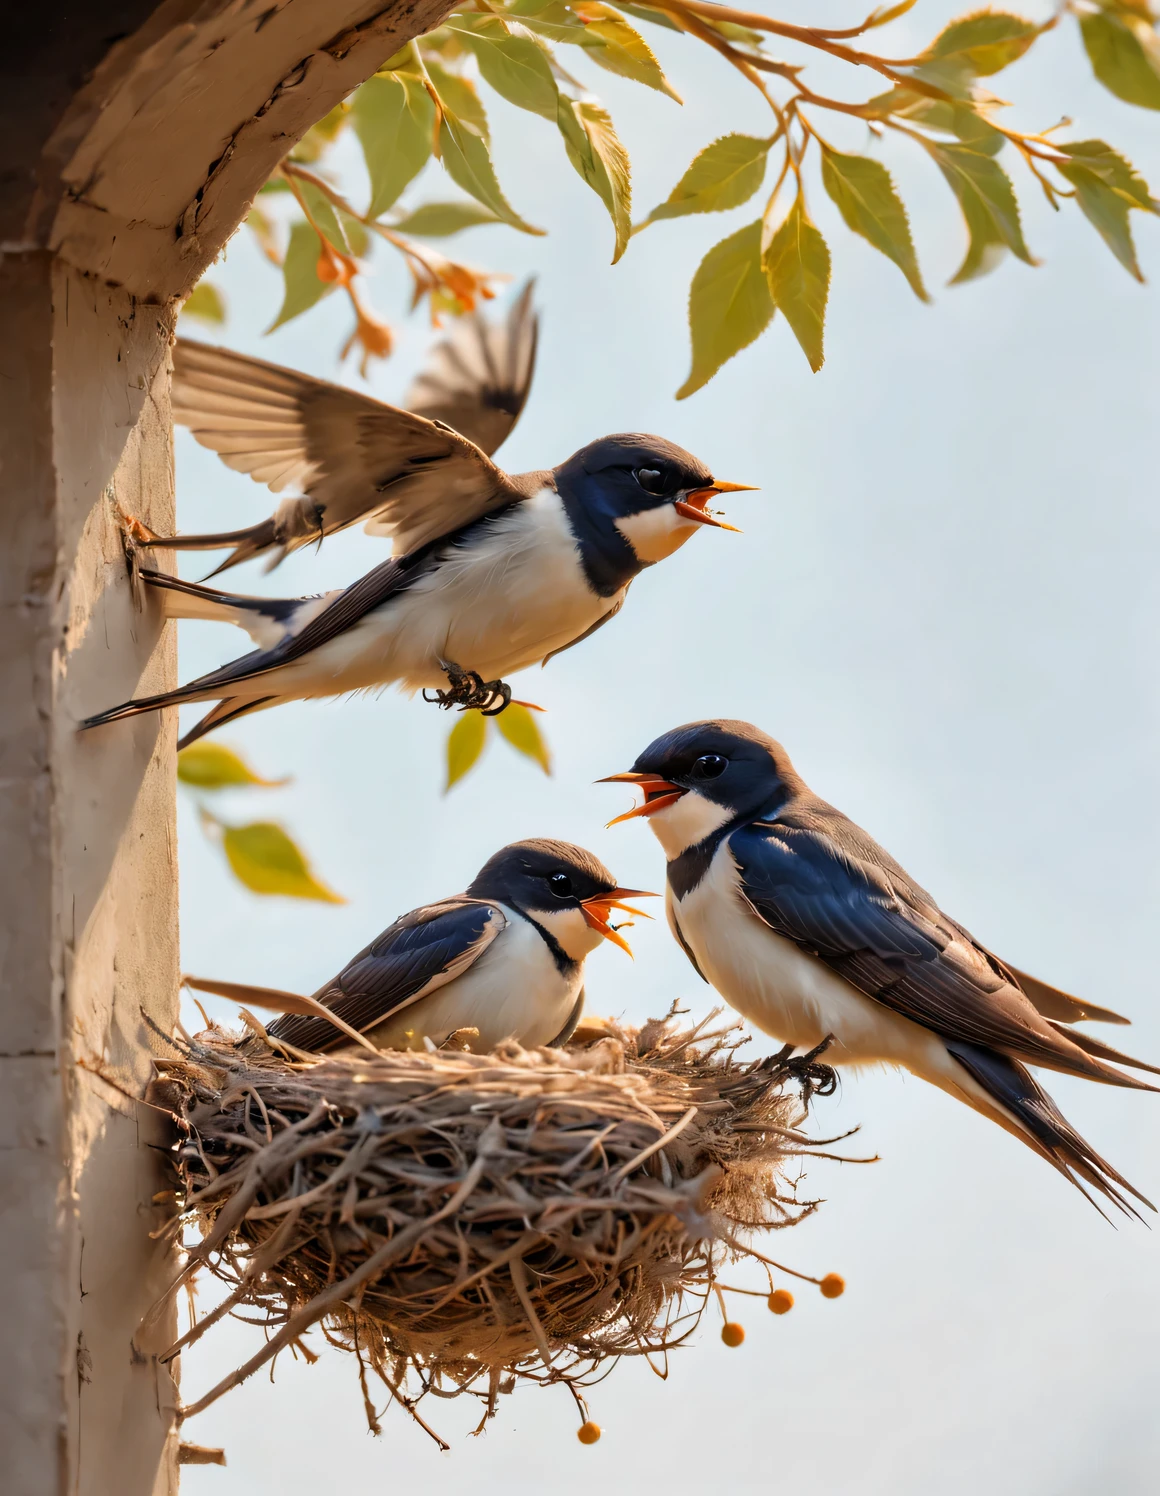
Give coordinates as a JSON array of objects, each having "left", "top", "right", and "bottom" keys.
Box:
[
  {"left": 673, "top": 479, "right": 756, "bottom": 533},
  {"left": 580, "top": 885, "right": 658, "bottom": 958},
  {"left": 598, "top": 771, "right": 688, "bottom": 828}
]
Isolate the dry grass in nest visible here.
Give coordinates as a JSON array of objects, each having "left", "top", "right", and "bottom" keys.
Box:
[{"left": 144, "top": 1009, "right": 851, "bottom": 1445}]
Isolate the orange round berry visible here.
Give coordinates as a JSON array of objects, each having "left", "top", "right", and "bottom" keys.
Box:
[
  {"left": 577, "top": 1421, "right": 601, "bottom": 1445},
  {"left": 720, "top": 1321, "right": 745, "bottom": 1347},
  {"left": 768, "top": 1289, "right": 794, "bottom": 1315},
  {"left": 819, "top": 1273, "right": 846, "bottom": 1299}
]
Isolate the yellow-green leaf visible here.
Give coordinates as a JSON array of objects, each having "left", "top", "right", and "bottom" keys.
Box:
[
  {"left": 495, "top": 703, "right": 551, "bottom": 774},
  {"left": 1080, "top": 9, "right": 1160, "bottom": 111},
  {"left": 451, "top": 16, "right": 561, "bottom": 120},
  {"left": 425, "top": 59, "right": 492, "bottom": 143},
  {"left": 820, "top": 146, "right": 928, "bottom": 301},
  {"left": 677, "top": 219, "right": 774, "bottom": 399},
  {"left": 642, "top": 134, "right": 771, "bottom": 227},
  {"left": 178, "top": 743, "right": 289, "bottom": 790},
  {"left": 266, "top": 220, "right": 335, "bottom": 331},
  {"left": 922, "top": 10, "right": 1041, "bottom": 76},
  {"left": 925, "top": 140, "right": 1033, "bottom": 283},
  {"left": 617, "top": 2, "right": 685, "bottom": 32},
  {"left": 352, "top": 73, "right": 435, "bottom": 218},
  {"left": 865, "top": 87, "right": 1006, "bottom": 155},
  {"left": 445, "top": 711, "right": 489, "bottom": 792},
  {"left": 557, "top": 97, "right": 631, "bottom": 262},
  {"left": 762, "top": 196, "right": 831, "bottom": 372},
  {"left": 294, "top": 176, "right": 351, "bottom": 255},
  {"left": 181, "top": 281, "right": 227, "bottom": 324},
  {"left": 222, "top": 822, "right": 344, "bottom": 903},
  {"left": 574, "top": 4, "right": 683, "bottom": 101},
  {"left": 1055, "top": 139, "right": 1158, "bottom": 281},
  {"left": 390, "top": 200, "right": 504, "bottom": 235},
  {"left": 436, "top": 105, "right": 545, "bottom": 235}
]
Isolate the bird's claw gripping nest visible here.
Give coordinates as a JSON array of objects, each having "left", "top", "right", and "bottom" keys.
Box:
[
  {"left": 425, "top": 663, "right": 513, "bottom": 716},
  {"left": 767, "top": 1037, "right": 839, "bottom": 1103}
]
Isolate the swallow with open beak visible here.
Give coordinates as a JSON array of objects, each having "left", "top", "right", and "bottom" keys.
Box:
[
  {"left": 603, "top": 719, "right": 1158, "bottom": 1217},
  {"left": 186, "top": 839, "right": 654, "bottom": 1055},
  {"left": 83, "top": 424, "right": 754, "bottom": 745}
]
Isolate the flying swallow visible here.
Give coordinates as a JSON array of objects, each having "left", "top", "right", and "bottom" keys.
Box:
[
  {"left": 84, "top": 434, "right": 753, "bottom": 745},
  {"left": 603, "top": 719, "right": 1157, "bottom": 1216},
  {"left": 186, "top": 839, "right": 653, "bottom": 1055},
  {"left": 148, "top": 282, "right": 540, "bottom": 575}
]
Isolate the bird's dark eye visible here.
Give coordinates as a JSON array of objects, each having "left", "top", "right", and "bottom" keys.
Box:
[
  {"left": 548, "top": 872, "right": 574, "bottom": 898},
  {"left": 691, "top": 753, "right": 728, "bottom": 780},
  {"left": 634, "top": 467, "right": 667, "bottom": 495}
]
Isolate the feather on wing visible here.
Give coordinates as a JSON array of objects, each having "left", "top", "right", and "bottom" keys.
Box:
[
  {"left": 267, "top": 899, "right": 506, "bottom": 1053},
  {"left": 730, "top": 812, "right": 1156, "bottom": 1089}
]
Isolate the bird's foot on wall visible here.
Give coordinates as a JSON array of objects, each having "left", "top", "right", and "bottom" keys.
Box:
[{"left": 425, "top": 662, "right": 513, "bottom": 716}]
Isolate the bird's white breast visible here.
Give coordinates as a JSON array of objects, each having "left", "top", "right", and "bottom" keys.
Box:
[
  {"left": 669, "top": 838, "right": 946, "bottom": 1073},
  {"left": 291, "top": 488, "right": 619, "bottom": 695},
  {"left": 367, "top": 903, "right": 582, "bottom": 1054}
]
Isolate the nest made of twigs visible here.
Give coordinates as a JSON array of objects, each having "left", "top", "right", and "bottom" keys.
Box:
[{"left": 146, "top": 1010, "right": 845, "bottom": 1442}]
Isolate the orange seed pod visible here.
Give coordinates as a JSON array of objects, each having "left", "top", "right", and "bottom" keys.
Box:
[
  {"left": 720, "top": 1322, "right": 745, "bottom": 1348},
  {"left": 820, "top": 1273, "right": 846, "bottom": 1299},
  {"left": 768, "top": 1289, "right": 794, "bottom": 1315},
  {"left": 577, "top": 1421, "right": 601, "bottom": 1445}
]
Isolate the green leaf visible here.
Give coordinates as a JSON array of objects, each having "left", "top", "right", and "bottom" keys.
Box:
[
  {"left": 923, "top": 10, "right": 1041, "bottom": 76},
  {"left": 866, "top": 87, "right": 1006, "bottom": 155},
  {"left": 677, "top": 219, "right": 774, "bottom": 399},
  {"left": 574, "top": 4, "right": 683, "bottom": 101},
  {"left": 436, "top": 104, "right": 545, "bottom": 235},
  {"left": 181, "top": 281, "right": 227, "bottom": 324},
  {"left": 178, "top": 743, "right": 289, "bottom": 790},
  {"left": 642, "top": 134, "right": 771, "bottom": 227},
  {"left": 352, "top": 73, "right": 435, "bottom": 218},
  {"left": 425, "top": 59, "right": 492, "bottom": 143},
  {"left": 557, "top": 97, "right": 632, "bottom": 262},
  {"left": 925, "top": 140, "right": 1033, "bottom": 283},
  {"left": 445, "top": 711, "right": 488, "bottom": 791},
  {"left": 390, "top": 200, "right": 505, "bottom": 236},
  {"left": 267, "top": 220, "right": 335, "bottom": 331},
  {"left": 616, "top": 2, "right": 685, "bottom": 32},
  {"left": 1080, "top": 10, "right": 1160, "bottom": 111},
  {"left": 820, "top": 146, "right": 928, "bottom": 301},
  {"left": 338, "top": 210, "right": 370, "bottom": 258},
  {"left": 762, "top": 195, "right": 832, "bottom": 372},
  {"left": 222, "top": 822, "right": 344, "bottom": 903},
  {"left": 1055, "top": 139, "right": 1158, "bottom": 281},
  {"left": 451, "top": 16, "right": 561, "bottom": 120},
  {"left": 496, "top": 703, "right": 552, "bottom": 773},
  {"left": 294, "top": 176, "right": 350, "bottom": 255}
]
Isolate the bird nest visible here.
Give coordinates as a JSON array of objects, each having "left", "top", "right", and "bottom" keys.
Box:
[{"left": 145, "top": 1010, "right": 848, "bottom": 1444}]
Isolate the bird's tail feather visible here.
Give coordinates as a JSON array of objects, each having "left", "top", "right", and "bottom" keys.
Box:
[
  {"left": 948, "top": 1040, "right": 1154, "bottom": 1220},
  {"left": 177, "top": 696, "right": 281, "bottom": 750},
  {"left": 1047, "top": 1022, "right": 1160, "bottom": 1080},
  {"left": 141, "top": 519, "right": 281, "bottom": 578},
  {"left": 140, "top": 569, "right": 297, "bottom": 638}
]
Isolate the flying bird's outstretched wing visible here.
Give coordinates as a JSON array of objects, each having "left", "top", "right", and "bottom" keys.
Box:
[
  {"left": 403, "top": 280, "right": 538, "bottom": 459},
  {"left": 264, "top": 898, "right": 507, "bottom": 1053},
  {"left": 169, "top": 337, "right": 521, "bottom": 571}
]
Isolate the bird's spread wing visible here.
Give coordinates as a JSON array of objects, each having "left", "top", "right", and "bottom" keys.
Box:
[
  {"left": 404, "top": 281, "right": 538, "bottom": 457},
  {"left": 267, "top": 899, "right": 506, "bottom": 1053},
  {"left": 729, "top": 813, "right": 1152, "bottom": 1088},
  {"left": 173, "top": 339, "right": 522, "bottom": 553}
]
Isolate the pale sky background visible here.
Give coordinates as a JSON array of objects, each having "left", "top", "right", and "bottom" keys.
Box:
[{"left": 177, "top": 4, "right": 1159, "bottom": 1491}]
